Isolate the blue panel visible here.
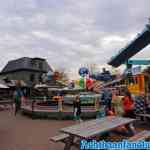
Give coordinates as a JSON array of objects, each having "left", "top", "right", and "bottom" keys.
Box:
[{"left": 128, "top": 60, "right": 150, "bottom": 65}]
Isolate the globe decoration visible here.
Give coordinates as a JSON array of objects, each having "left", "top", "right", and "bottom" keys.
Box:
[{"left": 79, "top": 67, "right": 89, "bottom": 77}]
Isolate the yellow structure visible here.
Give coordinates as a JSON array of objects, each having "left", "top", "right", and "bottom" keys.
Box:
[
  {"left": 104, "top": 73, "right": 149, "bottom": 95},
  {"left": 127, "top": 74, "right": 145, "bottom": 95}
]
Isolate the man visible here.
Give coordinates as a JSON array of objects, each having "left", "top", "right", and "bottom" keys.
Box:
[{"left": 101, "top": 88, "right": 112, "bottom": 111}]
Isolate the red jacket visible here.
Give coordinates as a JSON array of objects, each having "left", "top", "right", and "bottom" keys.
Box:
[{"left": 123, "top": 96, "right": 134, "bottom": 112}]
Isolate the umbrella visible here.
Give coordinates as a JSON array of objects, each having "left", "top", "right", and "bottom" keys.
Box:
[{"left": 0, "top": 83, "right": 9, "bottom": 89}]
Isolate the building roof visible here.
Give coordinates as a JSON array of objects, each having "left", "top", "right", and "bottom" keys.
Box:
[
  {"left": 108, "top": 23, "right": 150, "bottom": 67},
  {"left": 0, "top": 57, "right": 53, "bottom": 74}
]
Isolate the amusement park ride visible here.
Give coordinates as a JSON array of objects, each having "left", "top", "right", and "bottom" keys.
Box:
[
  {"left": 124, "top": 59, "right": 150, "bottom": 94},
  {"left": 108, "top": 21, "right": 150, "bottom": 67},
  {"left": 108, "top": 20, "right": 150, "bottom": 94}
]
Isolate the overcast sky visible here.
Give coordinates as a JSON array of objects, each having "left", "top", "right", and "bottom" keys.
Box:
[{"left": 0, "top": 0, "right": 150, "bottom": 74}]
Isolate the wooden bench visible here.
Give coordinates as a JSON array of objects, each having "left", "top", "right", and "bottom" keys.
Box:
[
  {"left": 0, "top": 100, "right": 13, "bottom": 109},
  {"left": 137, "top": 113, "right": 150, "bottom": 121},
  {"left": 51, "top": 133, "right": 80, "bottom": 150},
  {"left": 0, "top": 100, "right": 13, "bottom": 105},
  {"left": 50, "top": 133, "right": 69, "bottom": 143},
  {"left": 137, "top": 113, "right": 150, "bottom": 118},
  {"left": 129, "top": 130, "right": 150, "bottom": 141}
]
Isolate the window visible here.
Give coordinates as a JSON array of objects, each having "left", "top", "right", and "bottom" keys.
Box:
[
  {"left": 38, "top": 74, "right": 42, "bottom": 82},
  {"left": 30, "top": 74, "right": 35, "bottom": 82},
  {"left": 31, "top": 60, "right": 36, "bottom": 67},
  {"left": 39, "top": 62, "right": 43, "bottom": 70}
]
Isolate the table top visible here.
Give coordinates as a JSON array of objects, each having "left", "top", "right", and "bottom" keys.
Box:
[
  {"left": 0, "top": 100, "right": 13, "bottom": 104},
  {"left": 60, "top": 116, "right": 135, "bottom": 138},
  {"left": 137, "top": 113, "right": 150, "bottom": 117}
]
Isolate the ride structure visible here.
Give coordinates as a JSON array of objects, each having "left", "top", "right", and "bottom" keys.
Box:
[
  {"left": 107, "top": 20, "right": 150, "bottom": 94},
  {"left": 108, "top": 21, "right": 150, "bottom": 67}
]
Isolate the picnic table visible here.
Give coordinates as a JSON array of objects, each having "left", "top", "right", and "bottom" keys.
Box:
[
  {"left": 136, "top": 113, "right": 150, "bottom": 121},
  {"left": 0, "top": 100, "right": 13, "bottom": 109},
  {"left": 59, "top": 116, "right": 135, "bottom": 150},
  {"left": 0, "top": 100, "right": 13, "bottom": 105}
]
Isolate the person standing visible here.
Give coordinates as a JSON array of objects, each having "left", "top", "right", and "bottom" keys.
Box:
[
  {"left": 122, "top": 90, "right": 135, "bottom": 118},
  {"left": 101, "top": 88, "right": 112, "bottom": 112},
  {"left": 112, "top": 89, "right": 124, "bottom": 116},
  {"left": 13, "top": 87, "right": 23, "bottom": 116},
  {"left": 122, "top": 90, "right": 136, "bottom": 136},
  {"left": 73, "top": 94, "right": 82, "bottom": 122}
]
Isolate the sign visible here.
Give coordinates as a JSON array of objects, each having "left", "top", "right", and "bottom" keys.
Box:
[
  {"left": 124, "top": 68, "right": 132, "bottom": 75},
  {"left": 131, "top": 66, "right": 141, "bottom": 75}
]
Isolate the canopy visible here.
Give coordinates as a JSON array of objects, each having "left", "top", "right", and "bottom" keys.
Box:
[
  {"left": 34, "top": 84, "right": 49, "bottom": 89},
  {"left": 0, "top": 83, "right": 9, "bottom": 89}
]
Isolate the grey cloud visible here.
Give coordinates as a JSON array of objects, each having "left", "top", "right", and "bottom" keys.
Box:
[{"left": 0, "top": 0, "right": 150, "bottom": 72}]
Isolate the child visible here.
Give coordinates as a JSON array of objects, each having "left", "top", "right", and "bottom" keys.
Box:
[
  {"left": 73, "top": 94, "right": 82, "bottom": 122},
  {"left": 96, "top": 104, "right": 106, "bottom": 118},
  {"left": 112, "top": 89, "right": 124, "bottom": 116}
]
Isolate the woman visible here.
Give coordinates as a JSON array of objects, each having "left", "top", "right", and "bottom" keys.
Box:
[
  {"left": 122, "top": 90, "right": 135, "bottom": 118},
  {"left": 13, "top": 87, "right": 23, "bottom": 116},
  {"left": 73, "top": 94, "right": 81, "bottom": 122},
  {"left": 112, "top": 89, "right": 124, "bottom": 116}
]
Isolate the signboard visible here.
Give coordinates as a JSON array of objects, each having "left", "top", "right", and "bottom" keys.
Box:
[
  {"left": 124, "top": 66, "right": 141, "bottom": 76},
  {"left": 131, "top": 66, "right": 141, "bottom": 75}
]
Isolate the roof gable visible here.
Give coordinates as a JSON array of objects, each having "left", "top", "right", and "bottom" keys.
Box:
[{"left": 1, "top": 57, "right": 53, "bottom": 73}]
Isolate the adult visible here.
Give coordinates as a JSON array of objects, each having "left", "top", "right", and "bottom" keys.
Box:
[
  {"left": 112, "top": 89, "right": 124, "bottom": 116},
  {"left": 122, "top": 90, "right": 135, "bottom": 118},
  {"left": 101, "top": 88, "right": 112, "bottom": 112},
  {"left": 13, "top": 87, "right": 23, "bottom": 116}
]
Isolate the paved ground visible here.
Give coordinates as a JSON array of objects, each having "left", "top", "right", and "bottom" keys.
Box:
[
  {"left": 1, "top": 108, "right": 150, "bottom": 150},
  {"left": 0, "top": 109, "right": 74, "bottom": 150}
]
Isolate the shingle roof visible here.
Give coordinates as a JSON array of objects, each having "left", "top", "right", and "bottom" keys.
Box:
[{"left": 1, "top": 57, "right": 53, "bottom": 73}]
